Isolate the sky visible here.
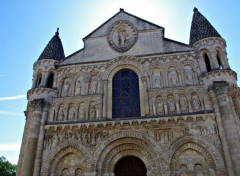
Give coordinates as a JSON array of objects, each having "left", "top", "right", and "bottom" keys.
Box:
[{"left": 0, "top": 0, "right": 239, "bottom": 164}]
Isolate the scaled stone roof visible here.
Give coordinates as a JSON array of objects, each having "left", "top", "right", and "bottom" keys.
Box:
[
  {"left": 38, "top": 29, "right": 65, "bottom": 61},
  {"left": 190, "top": 8, "right": 221, "bottom": 45}
]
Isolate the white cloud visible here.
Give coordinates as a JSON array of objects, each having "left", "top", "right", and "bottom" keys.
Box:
[
  {"left": 0, "top": 143, "right": 21, "bottom": 151},
  {"left": 0, "top": 95, "right": 26, "bottom": 101},
  {"left": 0, "top": 110, "right": 23, "bottom": 116}
]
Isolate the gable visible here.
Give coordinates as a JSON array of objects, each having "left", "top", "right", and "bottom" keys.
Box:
[{"left": 84, "top": 10, "right": 163, "bottom": 39}]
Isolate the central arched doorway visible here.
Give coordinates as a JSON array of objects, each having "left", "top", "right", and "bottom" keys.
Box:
[{"left": 114, "top": 156, "right": 147, "bottom": 176}]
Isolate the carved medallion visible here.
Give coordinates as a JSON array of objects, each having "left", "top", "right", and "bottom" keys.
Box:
[{"left": 107, "top": 20, "right": 138, "bottom": 52}]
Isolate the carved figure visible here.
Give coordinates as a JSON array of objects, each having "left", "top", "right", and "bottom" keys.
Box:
[
  {"left": 75, "top": 78, "right": 83, "bottom": 95},
  {"left": 185, "top": 68, "right": 193, "bottom": 85},
  {"left": 79, "top": 104, "right": 85, "bottom": 120},
  {"left": 168, "top": 98, "right": 176, "bottom": 114},
  {"left": 62, "top": 80, "right": 70, "bottom": 96},
  {"left": 192, "top": 95, "right": 201, "bottom": 111},
  {"left": 89, "top": 105, "right": 96, "bottom": 119},
  {"left": 89, "top": 80, "right": 97, "bottom": 94},
  {"left": 118, "top": 26, "right": 129, "bottom": 47},
  {"left": 61, "top": 168, "right": 69, "bottom": 176},
  {"left": 179, "top": 96, "right": 188, "bottom": 113},
  {"left": 153, "top": 72, "right": 161, "bottom": 88},
  {"left": 58, "top": 108, "right": 65, "bottom": 121},
  {"left": 68, "top": 107, "right": 75, "bottom": 121},
  {"left": 169, "top": 70, "right": 178, "bottom": 86},
  {"left": 75, "top": 168, "right": 83, "bottom": 176},
  {"left": 156, "top": 100, "right": 164, "bottom": 115}
]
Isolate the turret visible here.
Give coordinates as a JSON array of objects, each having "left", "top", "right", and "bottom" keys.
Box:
[
  {"left": 190, "top": 8, "right": 237, "bottom": 89},
  {"left": 32, "top": 28, "right": 65, "bottom": 89}
]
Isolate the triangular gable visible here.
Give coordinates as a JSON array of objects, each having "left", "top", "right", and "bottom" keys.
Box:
[{"left": 83, "top": 9, "right": 164, "bottom": 40}]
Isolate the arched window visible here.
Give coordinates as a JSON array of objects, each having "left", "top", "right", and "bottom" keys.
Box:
[
  {"left": 46, "top": 72, "right": 54, "bottom": 88},
  {"left": 35, "top": 73, "right": 42, "bottom": 88},
  {"left": 112, "top": 69, "right": 140, "bottom": 118},
  {"left": 203, "top": 53, "right": 211, "bottom": 72},
  {"left": 216, "top": 50, "right": 223, "bottom": 69}
]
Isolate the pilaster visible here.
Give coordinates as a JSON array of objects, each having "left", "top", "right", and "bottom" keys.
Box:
[
  {"left": 21, "top": 99, "right": 45, "bottom": 176},
  {"left": 213, "top": 81, "right": 240, "bottom": 175}
]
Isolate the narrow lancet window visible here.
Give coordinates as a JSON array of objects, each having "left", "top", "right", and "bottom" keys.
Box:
[{"left": 204, "top": 53, "right": 211, "bottom": 72}]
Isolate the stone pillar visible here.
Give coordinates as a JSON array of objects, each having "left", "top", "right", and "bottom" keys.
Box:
[
  {"left": 21, "top": 99, "right": 44, "bottom": 176},
  {"left": 198, "top": 57, "right": 207, "bottom": 74},
  {"left": 142, "top": 76, "right": 150, "bottom": 115},
  {"left": 210, "top": 49, "right": 219, "bottom": 70},
  {"left": 209, "top": 89, "right": 234, "bottom": 176},
  {"left": 103, "top": 80, "right": 108, "bottom": 118},
  {"left": 17, "top": 109, "right": 31, "bottom": 176},
  {"left": 213, "top": 82, "right": 240, "bottom": 175},
  {"left": 33, "top": 102, "right": 50, "bottom": 176}
]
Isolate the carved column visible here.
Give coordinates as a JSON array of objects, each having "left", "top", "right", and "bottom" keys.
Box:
[
  {"left": 213, "top": 82, "right": 240, "bottom": 175},
  {"left": 103, "top": 80, "right": 108, "bottom": 118},
  {"left": 21, "top": 99, "right": 44, "bottom": 176},
  {"left": 17, "top": 108, "right": 31, "bottom": 176},
  {"left": 142, "top": 76, "right": 150, "bottom": 115},
  {"left": 210, "top": 49, "right": 219, "bottom": 69},
  {"left": 33, "top": 102, "right": 50, "bottom": 176}
]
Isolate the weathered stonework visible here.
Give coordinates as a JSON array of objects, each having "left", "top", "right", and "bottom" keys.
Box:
[{"left": 17, "top": 8, "right": 240, "bottom": 176}]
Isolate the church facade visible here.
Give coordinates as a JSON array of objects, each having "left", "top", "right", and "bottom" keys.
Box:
[{"left": 17, "top": 8, "right": 240, "bottom": 176}]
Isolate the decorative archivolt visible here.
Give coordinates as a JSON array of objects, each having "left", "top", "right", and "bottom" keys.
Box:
[
  {"left": 93, "top": 131, "right": 168, "bottom": 173},
  {"left": 165, "top": 135, "right": 225, "bottom": 169},
  {"left": 41, "top": 140, "right": 91, "bottom": 174},
  {"left": 103, "top": 56, "right": 144, "bottom": 80}
]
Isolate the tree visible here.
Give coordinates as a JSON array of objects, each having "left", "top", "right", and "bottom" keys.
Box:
[{"left": 0, "top": 156, "right": 17, "bottom": 176}]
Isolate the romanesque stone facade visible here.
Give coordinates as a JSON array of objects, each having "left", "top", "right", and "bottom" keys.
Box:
[{"left": 17, "top": 8, "right": 240, "bottom": 176}]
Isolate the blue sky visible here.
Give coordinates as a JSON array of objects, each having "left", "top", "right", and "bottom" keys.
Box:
[{"left": 0, "top": 0, "right": 239, "bottom": 164}]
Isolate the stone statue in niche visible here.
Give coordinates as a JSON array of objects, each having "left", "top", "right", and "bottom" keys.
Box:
[
  {"left": 156, "top": 97, "right": 164, "bottom": 115},
  {"left": 169, "top": 70, "right": 178, "bottom": 86},
  {"left": 168, "top": 98, "right": 176, "bottom": 114},
  {"left": 89, "top": 105, "right": 96, "bottom": 119},
  {"left": 68, "top": 107, "right": 76, "bottom": 121},
  {"left": 191, "top": 94, "right": 201, "bottom": 112},
  {"left": 58, "top": 107, "right": 65, "bottom": 121},
  {"left": 179, "top": 96, "right": 188, "bottom": 113},
  {"left": 185, "top": 67, "right": 193, "bottom": 85},
  {"left": 89, "top": 79, "right": 98, "bottom": 94},
  {"left": 62, "top": 80, "right": 70, "bottom": 96},
  {"left": 155, "top": 130, "right": 173, "bottom": 144},
  {"left": 75, "top": 78, "right": 83, "bottom": 95},
  {"left": 78, "top": 103, "right": 85, "bottom": 120},
  {"left": 152, "top": 69, "right": 161, "bottom": 88}
]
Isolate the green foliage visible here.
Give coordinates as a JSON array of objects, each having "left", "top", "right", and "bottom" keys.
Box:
[{"left": 0, "top": 156, "right": 17, "bottom": 176}]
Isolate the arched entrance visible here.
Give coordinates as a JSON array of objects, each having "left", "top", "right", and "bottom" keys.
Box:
[
  {"left": 114, "top": 156, "right": 147, "bottom": 176},
  {"left": 112, "top": 69, "right": 141, "bottom": 118}
]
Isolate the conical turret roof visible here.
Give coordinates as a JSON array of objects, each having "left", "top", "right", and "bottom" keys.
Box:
[
  {"left": 38, "top": 28, "right": 65, "bottom": 61},
  {"left": 190, "top": 8, "right": 221, "bottom": 45}
]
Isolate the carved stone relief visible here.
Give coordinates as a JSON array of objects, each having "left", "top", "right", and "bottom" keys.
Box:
[
  {"left": 107, "top": 20, "right": 138, "bottom": 52},
  {"left": 191, "top": 93, "right": 202, "bottom": 112},
  {"left": 75, "top": 77, "right": 84, "bottom": 95}
]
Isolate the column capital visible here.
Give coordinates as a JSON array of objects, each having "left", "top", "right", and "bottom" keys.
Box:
[
  {"left": 30, "top": 99, "right": 44, "bottom": 111},
  {"left": 212, "top": 81, "right": 229, "bottom": 95},
  {"left": 103, "top": 79, "right": 109, "bottom": 84}
]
